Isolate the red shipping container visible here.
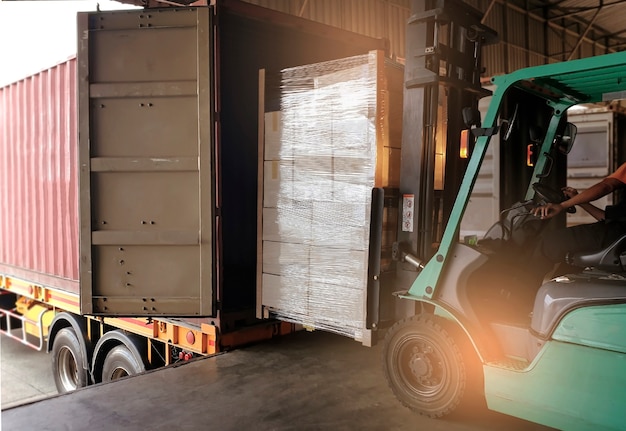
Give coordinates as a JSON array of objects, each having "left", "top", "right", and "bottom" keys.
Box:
[{"left": 0, "top": 58, "right": 79, "bottom": 294}]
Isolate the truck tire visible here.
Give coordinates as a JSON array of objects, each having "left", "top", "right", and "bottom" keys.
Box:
[
  {"left": 51, "top": 328, "right": 89, "bottom": 393},
  {"left": 382, "top": 314, "right": 477, "bottom": 418},
  {"left": 101, "top": 345, "right": 145, "bottom": 382}
]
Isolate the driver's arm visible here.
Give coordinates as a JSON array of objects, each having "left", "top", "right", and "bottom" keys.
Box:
[
  {"left": 578, "top": 202, "right": 605, "bottom": 221},
  {"left": 562, "top": 186, "right": 605, "bottom": 221},
  {"left": 533, "top": 177, "right": 623, "bottom": 219}
]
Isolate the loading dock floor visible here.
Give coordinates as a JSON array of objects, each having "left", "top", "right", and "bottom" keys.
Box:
[{"left": 2, "top": 331, "right": 555, "bottom": 431}]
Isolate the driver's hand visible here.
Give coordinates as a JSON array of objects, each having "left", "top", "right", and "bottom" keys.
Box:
[
  {"left": 562, "top": 186, "right": 578, "bottom": 199},
  {"left": 532, "top": 202, "right": 564, "bottom": 219}
]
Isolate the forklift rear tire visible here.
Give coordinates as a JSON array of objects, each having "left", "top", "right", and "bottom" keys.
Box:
[
  {"left": 51, "top": 327, "right": 89, "bottom": 393},
  {"left": 101, "top": 345, "right": 145, "bottom": 382},
  {"left": 382, "top": 314, "right": 477, "bottom": 418}
]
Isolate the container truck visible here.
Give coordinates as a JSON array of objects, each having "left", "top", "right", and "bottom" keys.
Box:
[{"left": 0, "top": 0, "right": 392, "bottom": 393}]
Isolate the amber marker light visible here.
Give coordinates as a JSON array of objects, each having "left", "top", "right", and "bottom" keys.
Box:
[
  {"left": 527, "top": 144, "right": 535, "bottom": 166},
  {"left": 460, "top": 129, "right": 470, "bottom": 159}
]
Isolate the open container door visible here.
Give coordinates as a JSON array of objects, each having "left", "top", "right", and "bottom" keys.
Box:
[{"left": 78, "top": 8, "right": 214, "bottom": 316}]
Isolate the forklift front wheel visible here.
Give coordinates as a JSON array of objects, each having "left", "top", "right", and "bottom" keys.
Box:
[{"left": 382, "top": 314, "right": 476, "bottom": 418}]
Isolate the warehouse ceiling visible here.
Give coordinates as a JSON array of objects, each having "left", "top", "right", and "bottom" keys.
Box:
[{"left": 512, "top": 0, "right": 626, "bottom": 53}]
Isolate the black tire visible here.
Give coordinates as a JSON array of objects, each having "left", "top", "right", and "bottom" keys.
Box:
[
  {"left": 101, "top": 345, "right": 145, "bottom": 382},
  {"left": 51, "top": 328, "right": 89, "bottom": 393},
  {"left": 382, "top": 314, "right": 479, "bottom": 418}
]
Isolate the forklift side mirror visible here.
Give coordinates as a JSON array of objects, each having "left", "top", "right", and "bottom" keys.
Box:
[
  {"left": 556, "top": 122, "right": 577, "bottom": 155},
  {"left": 502, "top": 104, "right": 519, "bottom": 142},
  {"left": 462, "top": 107, "right": 481, "bottom": 128}
]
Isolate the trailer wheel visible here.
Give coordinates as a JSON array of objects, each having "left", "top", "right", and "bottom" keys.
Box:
[
  {"left": 101, "top": 345, "right": 145, "bottom": 382},
  {"left": 382, "top": 314, "right": 475, "bottom": 418},
  {"left": 51, "top": 328, "right": 89, "bottom": 393}
]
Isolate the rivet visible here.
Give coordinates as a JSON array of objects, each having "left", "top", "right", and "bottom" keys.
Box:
[{"left": 426, "top": 286, "right": 433, "bottom": 294}]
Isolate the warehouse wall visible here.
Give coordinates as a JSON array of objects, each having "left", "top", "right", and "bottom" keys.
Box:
[{"left": 243, "top": 0, "right": 615, "bottom": 78}]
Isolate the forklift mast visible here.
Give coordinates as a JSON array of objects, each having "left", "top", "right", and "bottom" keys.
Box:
[{"left": 397, "top": 0, "right": 496, "bottom": 265}]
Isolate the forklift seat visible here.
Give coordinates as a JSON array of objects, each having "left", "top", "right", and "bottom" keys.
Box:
[
  {"left": 566, "top": 234, "right": 626, "bottom": 273},
  {"left": 531, "top": 276, "right": 626, "bottom": 339}
]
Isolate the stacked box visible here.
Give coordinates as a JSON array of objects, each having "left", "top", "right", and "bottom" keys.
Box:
[{"left": 261, "top": 51, "right": 403, "bottom": 342}]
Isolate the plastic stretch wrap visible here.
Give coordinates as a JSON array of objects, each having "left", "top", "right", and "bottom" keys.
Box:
[{"left": 262, "top": 52, "right": 388, "bottom": 341}]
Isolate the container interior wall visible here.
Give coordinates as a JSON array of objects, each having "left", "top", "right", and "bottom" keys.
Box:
[
  {"left": 0, "top": 59, "right": 79, "bottom": 293},
  {"left": 217, "top": 9, "right": 386, "bottom": 314}
]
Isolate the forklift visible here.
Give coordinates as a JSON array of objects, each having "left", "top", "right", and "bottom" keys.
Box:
[{"left": 381, "top": 1, "right": 626, "bottom": 430}]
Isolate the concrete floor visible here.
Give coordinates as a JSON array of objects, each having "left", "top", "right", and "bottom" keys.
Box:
[
  {"left": 0, "top": 333, "right": 57, "bottom": 409},
  {"left": 1, "top": 330, "right": 555, "bottom": 431}
]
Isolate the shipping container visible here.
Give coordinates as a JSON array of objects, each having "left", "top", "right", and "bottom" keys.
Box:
[
  {"left": 78, "top": 1, "right": 388, "bottom": 321},
  {"left": 0, "top": 58, "right": 79, "bottom": 293}
]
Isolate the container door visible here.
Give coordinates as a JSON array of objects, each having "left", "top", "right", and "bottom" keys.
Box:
[{"left": 77, "top": 8, "right": 214, "bottom": 316}]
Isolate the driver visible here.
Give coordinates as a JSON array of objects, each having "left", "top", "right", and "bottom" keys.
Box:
[{"left": 531, "top": 162, "right": 626, "bottom": 275}]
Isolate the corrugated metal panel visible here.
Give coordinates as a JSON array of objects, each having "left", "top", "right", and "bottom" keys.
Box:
[
  {"left": 0, "top": 59, "right": 79, "bottom": 293},
  {"left": 528, "top": 52, "right": 547, "bottom": 67},
  {"left": 507, "top": 7, "right": 526, "bottom": 48},
  {"left": 547, "top": 26, "right": 567, "bottom": 61},
  {"left": 482, "top": 43, "right": 504, "bottom": 79},
  {"left": 244, "top": 0, "right": 621, "bottom": 77},
  {"left": 565, "top": 33, "right": 581, "bottom": 60},
  {"left": 386, "top": 3, "right": 409, "bottom": 60},
  {"left": 528, "top": 18, "right": 546, "bottom": 55},
  {"left": 508, "top": 46, "right": 528, "bottom": 73},
  {"left": 243, "top": 0, "right": 409, "bottom": 58}
]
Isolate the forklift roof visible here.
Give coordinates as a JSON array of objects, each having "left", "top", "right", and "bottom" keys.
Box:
[{"left": 493, "top": 50, "right": 626, "bottom": 106}]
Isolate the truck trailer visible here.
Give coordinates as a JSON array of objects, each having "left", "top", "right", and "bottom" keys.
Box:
[{"left": 0, "top": 0, "right": 393, "bottom": 393}]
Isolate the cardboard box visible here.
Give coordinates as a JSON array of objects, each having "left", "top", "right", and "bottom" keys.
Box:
[
  {"left": 309, "top": 247, "right": 368, "bottom": 288},
  {"left": 260, "top": 51, "right": 403, "bottom": 342},
  {"left": 263, "top": 160, "right": 293, "bottom": 208},
  {"left": 264, "top": 111, "right": 286, "bottom": 161},
  {"left": 263, "top": 241, "right": 310, "bottom": 277},
  {"left": 262, "top": 273, "right": 308, "bottom": 312},
  {"left": 262, "top": 204, "right": 312, "bottom": 244},
  {"left": 311, "top": 222, "right": 369, "bottom": 250}
]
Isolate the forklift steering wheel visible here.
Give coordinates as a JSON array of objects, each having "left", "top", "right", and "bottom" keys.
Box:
[{"left": 532, "top": 183, "right": 576, "bottom": 214}]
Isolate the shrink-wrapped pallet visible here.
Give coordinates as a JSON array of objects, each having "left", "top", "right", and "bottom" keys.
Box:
[{"left": 261, "top": 51, "right": 403, "bottom": 342}]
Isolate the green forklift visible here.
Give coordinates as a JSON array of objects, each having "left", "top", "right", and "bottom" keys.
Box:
[{"left": 382, "top": 3, "right": 626, "bottom": 430}]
